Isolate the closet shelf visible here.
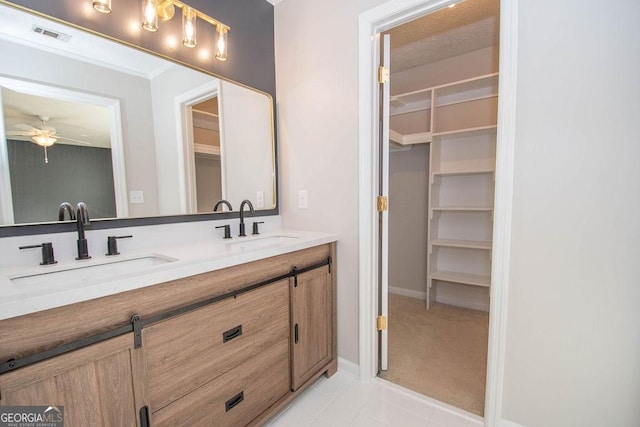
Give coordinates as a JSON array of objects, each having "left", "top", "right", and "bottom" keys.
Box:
[
  {"left": 432, "top": 169, "right": 494, "bottom": 177},
  {"left": 431, "top": 206, "right": 493, "bottom": 212},
  {"left": 431, "top": 271, "right": 491, "bottom": 288},
  {"left": 431, "top": 239, "right": 492, "bottom": 250},
  {"left": 432, "top": 125, "right": 497, "bottom": 139},
  {"left": 194, "top": 143, "right": 220, "bottom": 157},
  {"left": 389, "top": 129, "right": 432, "bottom": 145}
]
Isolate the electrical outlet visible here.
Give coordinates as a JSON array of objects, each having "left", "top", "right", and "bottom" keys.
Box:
[
  {"left": 298, "top": 190, "right": 308, "bottom": 209},
  {"left": 256, "top": 190, "right": 264, "bottom": 208},
  {"left": 129, "top": 191, "right": 144, "bottom": 204}
]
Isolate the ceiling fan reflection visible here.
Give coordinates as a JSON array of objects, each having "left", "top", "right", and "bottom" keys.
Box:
[{"left": 5, "top": 115, "right": 92, "bottom": 163}]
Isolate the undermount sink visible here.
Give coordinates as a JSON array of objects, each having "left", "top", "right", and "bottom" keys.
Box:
[
  {"left": 9, "top": 254, "right": 176, "bottom": 287},
  {"left": 227, "top": 235, "right": 299, "bottom": 250}
]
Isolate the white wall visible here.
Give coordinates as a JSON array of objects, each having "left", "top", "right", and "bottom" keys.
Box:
[
  {"left": 275, "top": 0, "right": 387, "bottom": 363},
  {"left": 275, "top": 0, "right": 640, "bottom": 423},
  {"left": 149, "top": 65, "right": 213, "bottom": 215},
  {"left": 388, "top": 145, "right": 429, "bottom": 297},
  {"left": 502, "top": 0, "right": 640, "bottom": 425},
  {"left": 0, "top": 40, "right": 159, "bottom": 218}
]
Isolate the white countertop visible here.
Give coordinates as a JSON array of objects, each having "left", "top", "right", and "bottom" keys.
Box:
[{"left": 0, "top": 229, "right": 337, "bottom": 321}]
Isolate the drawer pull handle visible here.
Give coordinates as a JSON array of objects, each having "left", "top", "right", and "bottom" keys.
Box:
[
  {"left": 225, "top": 391, "right": 244, "bottom": 412},
  {"left": 223, "top": 325, "right": 243, "bottom": 343},
  {"left": 294, "top": 323, "right": 299, "bottom": 344}
]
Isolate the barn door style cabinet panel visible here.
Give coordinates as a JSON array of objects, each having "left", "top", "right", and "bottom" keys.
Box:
[{"left": 0, "top": 243, "right": 337, "bottom": 427}]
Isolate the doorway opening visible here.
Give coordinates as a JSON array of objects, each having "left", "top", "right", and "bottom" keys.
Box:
[
  {"left": 358, "top": 0, "right": 518, "bottom": 423},
  {"left": 381, "top": 0, "right": 499, "bottom": 415}
]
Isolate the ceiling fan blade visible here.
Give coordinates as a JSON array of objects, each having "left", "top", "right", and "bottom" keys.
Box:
[
  {"left": 15, "top": 124, "right": 40, "bottom": 132},
  {"left": 57, "top": 135, "right": 92, "bottom": 145},
  {"left": 6, "top": 131, "right": 35, "bottom": 136}
]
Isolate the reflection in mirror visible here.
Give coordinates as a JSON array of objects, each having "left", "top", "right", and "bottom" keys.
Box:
[{"left": 0, "top": 3, "right": 276, "bottom": 227}]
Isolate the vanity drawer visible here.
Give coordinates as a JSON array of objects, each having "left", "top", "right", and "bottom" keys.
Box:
[
  {"left": 152, "top": 338, "right": 290, "bottom": 427},
  {"left": 143, "top": 279, "right": 290, "bottom": 411}
]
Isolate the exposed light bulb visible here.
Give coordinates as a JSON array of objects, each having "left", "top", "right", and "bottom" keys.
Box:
[
  {"left": 215, "top": 25, "right": 228, "bottom": 61},
  {"left": 142, "top": 0, "right": 159, "bottom": 32},
  {"left": 93, "top": 0, "right": 112, "bottom": 13},
  {"left": 182, "top": 7, "right": 197, "bottom": 48}
]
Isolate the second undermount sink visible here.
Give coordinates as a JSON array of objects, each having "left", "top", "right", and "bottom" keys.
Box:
[
  {"left": 9, "top": 254, "right": 177, "bottom": 288},
  {"left": 227, "top": 235, "right": 299, "bottom": 251}
]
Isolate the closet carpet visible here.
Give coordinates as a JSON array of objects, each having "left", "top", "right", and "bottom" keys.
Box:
[{"left": 378, "top": 294, "right": 489, "bottom": 416}]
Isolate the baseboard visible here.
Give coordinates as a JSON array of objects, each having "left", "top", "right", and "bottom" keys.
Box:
[
  {"left": 389, "top": 286, "right": 426, "bottom": 300},
  {"left": 337, "top": 357, "right": 360, "bottom": 379},
  {"left": 501, "top": 419, "right": 526, "bottom": 427},
  {"left": 436, "top": 295, "right": 489, "bottom": 312}
]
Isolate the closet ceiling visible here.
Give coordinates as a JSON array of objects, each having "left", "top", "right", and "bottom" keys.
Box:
[{"left": 387, "top": 0, "right": 499, "bottom": 72}]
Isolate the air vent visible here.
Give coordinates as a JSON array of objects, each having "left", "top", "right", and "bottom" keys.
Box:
[{"left": 31, "top": 25, "right": 71, "bottom": 42}]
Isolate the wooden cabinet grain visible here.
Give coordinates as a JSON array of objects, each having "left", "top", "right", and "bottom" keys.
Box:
[
  {"left": 291, "top": 265, "right": 333, "bottom": 391},
  {"left": 0, "top": 334, "right": 147, "bottom": 427}
]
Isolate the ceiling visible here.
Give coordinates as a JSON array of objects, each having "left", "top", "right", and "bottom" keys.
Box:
[
  {"left": 2, "top": 87, "right": 111, "bottom": 149},
  {"left": 0, "top": 4, "right": 166, "bottom": 150},
  {"left": 386, "top": 0, "right": 499, "bottom": 72}
]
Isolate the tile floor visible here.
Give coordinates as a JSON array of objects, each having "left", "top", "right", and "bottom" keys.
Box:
[{"left": 265, "top": 371, "right": 483, "bottom": 427}]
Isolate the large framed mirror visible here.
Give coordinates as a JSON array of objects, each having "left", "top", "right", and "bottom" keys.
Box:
[{"left": 0, "top": 2, "right": 277, "bottom": 236}]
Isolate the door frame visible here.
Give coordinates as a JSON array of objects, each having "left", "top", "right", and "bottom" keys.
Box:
[{"left": 357, "top": 0, "right": 518, "bottom": 424}]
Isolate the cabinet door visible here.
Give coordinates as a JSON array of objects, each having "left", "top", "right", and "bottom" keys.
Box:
[
  {"left": 0, "top": 334, "right": 147, "bottom": 427},
  {"left": 291, "top": 266, "right": 333, "bottom": 390}
]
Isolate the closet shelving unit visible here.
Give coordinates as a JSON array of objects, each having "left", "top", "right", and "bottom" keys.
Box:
[
  {"left": 389, "top": 72, "right": 498, "bottom": 310},
  {"left": 192, "top": 103, "right": 221, "bottom": 157}
]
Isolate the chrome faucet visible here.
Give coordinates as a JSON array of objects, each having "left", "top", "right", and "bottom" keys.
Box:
[
  {"left": 76, "top": 202, "right": 91, "bottom": 260},
  {"left": 213, "top": 199, "right": 233, "bottom": 212},
  {"left": 238, "top": 199, "right": 254, "bottom": 237},
  {"left": 58, "top": 202, "right": 76, "bottom": 221}
]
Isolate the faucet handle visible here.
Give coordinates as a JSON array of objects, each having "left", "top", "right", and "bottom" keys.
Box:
[
  {"left": 106, "top": 235, "right": 133, "bottom": 256},
  {"left": 19, "top": 242, "right": 57, "bottom": 265},
  {"left": 215, "top": 225, "right": 232, "bottom": 239},
  {"left": 252, "top": 221, "right": 264, "bottom": 235}
]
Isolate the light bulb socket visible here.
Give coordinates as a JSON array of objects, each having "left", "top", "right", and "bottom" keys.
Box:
[
  {"left": 93, "top": 0, "right": 112, "bottom": 13},
  {"left": 142, "top": 0, "right": 159, "bottom": 32}
]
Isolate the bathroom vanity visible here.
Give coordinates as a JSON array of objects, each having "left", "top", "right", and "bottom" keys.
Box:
[{"left": 0, "top": 232, "right": 337, "bottom": 426}]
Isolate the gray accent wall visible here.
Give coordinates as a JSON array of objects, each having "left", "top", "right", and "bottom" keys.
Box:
[
  {"left": 8, "top": 140, "right": 116, "bottom": 224},
  {"left": 5, "top": 0, "right": 276, "bottom": 97}
]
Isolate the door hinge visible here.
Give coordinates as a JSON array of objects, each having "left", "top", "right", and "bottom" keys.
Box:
[
  {"left": 377, "top": 196, "right": 388, "bottom": 212},
  {"left": 378, "top": 66, "right": 389, "bottom": 84},
  {"left": 377, "top": 316, "right": 387, "bottom": 331}
]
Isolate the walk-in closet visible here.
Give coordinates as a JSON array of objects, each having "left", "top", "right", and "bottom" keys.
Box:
[{"left": 379, "top": 0, "right": 499, "bottom": 415}]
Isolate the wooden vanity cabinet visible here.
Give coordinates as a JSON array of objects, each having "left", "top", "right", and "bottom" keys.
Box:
[
  {"left": 0, "top": 334, "right": 147, "bottom": 427},
  {"left": 0, "top": 243, "right": 337, "bottom": 427}
]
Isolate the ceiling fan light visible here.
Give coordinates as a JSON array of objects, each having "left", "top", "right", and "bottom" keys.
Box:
[{"left": 32, "top": 135, "right": 57, "bottom": 147}]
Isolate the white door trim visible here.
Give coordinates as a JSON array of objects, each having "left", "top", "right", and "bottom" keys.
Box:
[{"left": 357, "top": 0, "right": 518, "bottom": 425}]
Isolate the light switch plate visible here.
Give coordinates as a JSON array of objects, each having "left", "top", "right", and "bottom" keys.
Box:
[
  {"left": 298, "top": 190, "right": 308, "bottom": 209},
  {"left": 130, "top": 191, "right": 144, "bottom": 204}
]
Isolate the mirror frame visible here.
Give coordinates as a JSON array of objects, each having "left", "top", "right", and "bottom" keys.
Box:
[{"left": 0, "top": 0, "right": 278, "bottom": 238}]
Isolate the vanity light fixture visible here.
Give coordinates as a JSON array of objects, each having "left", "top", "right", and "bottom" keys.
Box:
[
  {"left": 142, "top": 0, "right": 159, "bottom": 32},
  {"left": 92, "top": 0, "right": 112, "bottom": 14},
  {"left": 215, "top": 25, "right": 228, "bottom": 61},
  {"left": 92, "top": 0, "right": 229, "bottom": 59},
  {"left": 182, "top": 6, "right": 196, "bottom": 48}
]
